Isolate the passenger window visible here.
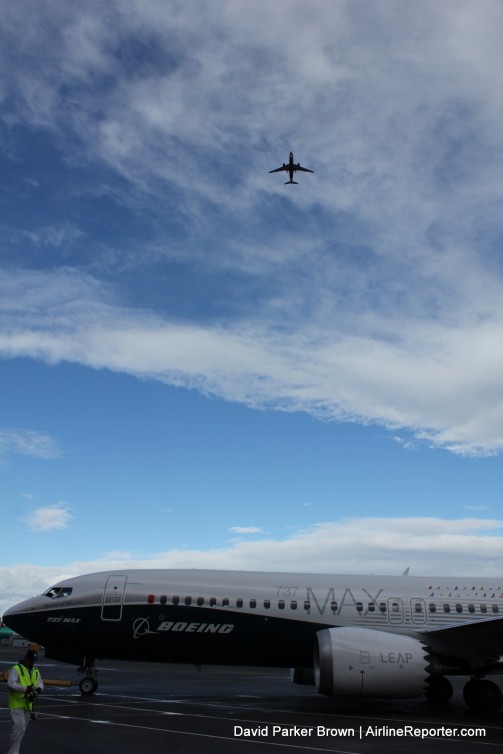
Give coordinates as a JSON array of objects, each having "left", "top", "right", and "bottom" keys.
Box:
[
  {"left": 209, "top": 597, "right": 216, "bottom": 607},
  {"left": 468, "top": 604, "right": 475, "bottom": 613},
  {"left": 278, "top": 600, "right": 285, "bottom": 609},
  {"left": 429, "top": 603, "right": 436, "bottom": 613},
  {"left": 172, "top": 596, "right": 180, "bottom": 605},
  {"left": 330, "top": 601, "right": 338, "bottom": 612},
  {"left": 356, "top": 602, "right": 363, "bottom": 612},
  {"left": 391, "top": 602, "right": 399, "bottom": 613},
  {"left": 236, "top": 598, "right": 243, "bottom": 608},
  {"left": 379, "top": 602, "right": 387, "bottom": 613},
  {"left": 222, "top": 597, "right": 229, "bottom": 607},
  {"left": 481, "top": 604, "right": 487, "bottom": 613},
  {"left": 290, "top": 601, "right": 297, "bottom": 610},
  {"left": 184, "top": 596, "right": 192, "bottom": 606},
  {"left": 443, "top": 604, "right": 450, "bottom": 613},
  {"left": 160, "top": 595, "right": 167, "bottom": 605},
  {"left": 492, "top": 604, "right": 499, "bottom": 614},
  {"left": 250, "top": 599, "right": 256, "bottom": 608},
  {"left": 263, "top": 599, "right": 270, "bottom": 609},
  {"left": 304, "top": 600, "right": 310, "bottom": 611},
  {"left": 368, "top": 602, "right": 375, "bottom": 612},
  {"left": 456, "top": 604, "right": 463, "bottom": 613},
  {"left": 414, "top": 602, "right": 422, "bottom": 613}
]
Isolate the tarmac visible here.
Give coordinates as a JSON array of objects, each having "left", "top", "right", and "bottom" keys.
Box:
[{"left": 1, "top": 645, "right": 503, "bottom": 753}]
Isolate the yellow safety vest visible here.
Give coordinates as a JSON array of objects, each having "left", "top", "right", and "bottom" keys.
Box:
[{"left": 8, "top": 664, "right": 41, "bottom": 710}]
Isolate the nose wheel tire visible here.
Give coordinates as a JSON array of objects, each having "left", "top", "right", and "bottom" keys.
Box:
[{"left": 79, "top": 677, "right": 99, "bottom": 695}]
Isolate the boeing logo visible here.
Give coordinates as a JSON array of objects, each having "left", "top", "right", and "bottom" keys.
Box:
[
  {"left": 132, "top": 617, "right": 158, "bottom": 639},
  {"left": 133, "top": 617, "right": 234, "bottom": 639},
  {"left": 157, "top": 621, "right": 234, "bottom": 634}
]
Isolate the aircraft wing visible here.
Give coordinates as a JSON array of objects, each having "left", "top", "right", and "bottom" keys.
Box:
[
  {"left": 295, "top": 164, "right": 314, "bottom": 173},
  {"left": 269, "top": 165, "right": 288, "bottom": 173},
  {"left": 418, "top": 616, "right": 503, "bottom": 658}
]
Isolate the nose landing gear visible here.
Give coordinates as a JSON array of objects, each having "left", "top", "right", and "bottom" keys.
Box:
[{"left": 78, "top": 657, "right": 99, "bottom": 695}]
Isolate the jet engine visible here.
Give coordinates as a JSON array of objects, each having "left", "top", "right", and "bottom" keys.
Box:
[{"left": 314, "top": 626, "right": 432, "bottom": 698}]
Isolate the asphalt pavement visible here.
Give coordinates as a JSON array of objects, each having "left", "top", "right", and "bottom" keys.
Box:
[{"left": 1, "top": 645, "right": 502, "bottom": 753}]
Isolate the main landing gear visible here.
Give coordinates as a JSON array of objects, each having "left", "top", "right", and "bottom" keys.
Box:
[
  {"left": 463, "top": 679, "right": 503, "bottom": 713},
  {"left": 78, "top": 657, "right": 99, "bottom": 695},
  {"left": 427, "top": 676, "right": 503, "bottom": 713},
  {"left": 425, "top": 676, "right": 454, "bottom": 704}
]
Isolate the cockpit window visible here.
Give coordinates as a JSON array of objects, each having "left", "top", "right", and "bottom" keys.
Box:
[
  {"left": 44, "top": 587, "right": 73, "bottom": 599},
  {"left": 44, "top": 587, "right": 61, "bottom": 599}
]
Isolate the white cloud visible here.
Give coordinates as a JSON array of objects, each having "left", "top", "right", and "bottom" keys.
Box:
[
  {"left": 1, "top": 516, "right": 503, "bottom": 617},
  {"left": 0, "top": 428, "right": 62, "bottom": 461},
  {"left": 2, "top": 4, "right": 503, "bottom": 456},
  {"left": 1, "top": 267, "right": 503, "bottom": 456},
  {"left": 8, "top": 224, "right": 84, "bottom": 250},
  {"left": 23, "top": 504, "right": 73, "bottom": 532},
  {"left": 229, "top": 526, "right": 263, "bottom": 534}
]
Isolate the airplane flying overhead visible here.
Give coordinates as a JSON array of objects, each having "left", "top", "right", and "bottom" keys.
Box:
[
  {"left": 269, "top": 152, "right": 314, "bottom": 184},
  {"left": 4, "top": 568, "right": 503, "bottom": 712}
]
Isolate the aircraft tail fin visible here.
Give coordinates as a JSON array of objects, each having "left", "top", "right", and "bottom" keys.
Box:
[{"left": 285, "top": 180, "right": 299, "bottom": 185}]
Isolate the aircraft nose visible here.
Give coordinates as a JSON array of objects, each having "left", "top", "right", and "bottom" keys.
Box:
[
  {"left": 2, "top": 599, "right": 35, "bottom": 634},
  {"left": 3, "top": 603, "right": 15, "bottom": 619},
  {"left": 3, "top": 602, "right": 21, "bottom": 628}
]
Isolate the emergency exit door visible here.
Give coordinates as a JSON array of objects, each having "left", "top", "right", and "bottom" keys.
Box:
[
  {"left": 387, "top": 597, "right": 404, "bottom": 624},
  {"left": 101, "top": 575, "right": 127, "bottom": 620}
]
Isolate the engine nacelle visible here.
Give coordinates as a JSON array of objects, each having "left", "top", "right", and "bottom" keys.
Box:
[{"left": 314, "top": 627, "right": 431, "bottom": 699}]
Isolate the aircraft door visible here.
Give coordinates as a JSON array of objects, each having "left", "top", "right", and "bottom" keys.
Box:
[
  {"left": 101, "top": 575, "right": 127, "bottom": 621},
  {"left": 411, "top": 598, "right": 427, "bottom": 625}
]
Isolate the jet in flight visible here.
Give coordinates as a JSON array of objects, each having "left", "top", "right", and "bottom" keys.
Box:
[
  {"left": 269, "top": 152, "right": 314, "bottom": 184},
  {"left": 4, "top": 567, "right": 503, "bottom": 712}
]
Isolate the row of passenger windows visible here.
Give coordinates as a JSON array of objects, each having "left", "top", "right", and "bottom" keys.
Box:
[
  {"left": 427, "top": 602, "right": 499, "bottom": 614},
  {"left": 152, "top": 595, "right": 501, "bottom": 614},
  {"left": 163, "top": 595, "right": 296, "bottom": 609}
]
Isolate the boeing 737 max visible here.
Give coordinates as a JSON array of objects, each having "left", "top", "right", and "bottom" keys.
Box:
[
  {"left": 269, "top": 152, "right": 314, "bottom": 184},
  {"left": 4, "top": 568, "right": 503, "bottom": 712}
]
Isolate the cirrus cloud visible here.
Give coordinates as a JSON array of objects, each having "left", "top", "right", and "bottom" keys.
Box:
[{"left": 0, "top": 428, "right": 63, "bottom": 462}]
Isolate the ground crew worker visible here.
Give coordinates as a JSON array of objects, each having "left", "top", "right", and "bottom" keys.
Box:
[{"left": 4, "top": 649, "right": 43, "bottom": 754}]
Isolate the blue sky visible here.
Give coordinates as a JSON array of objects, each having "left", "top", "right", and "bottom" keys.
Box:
[{"left": 1, "top": 0, "right": 503, "bottom": 614}]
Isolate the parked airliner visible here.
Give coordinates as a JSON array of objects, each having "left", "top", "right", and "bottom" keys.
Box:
[
  {"left": 4, "top": 568, "right": 503, "bottom": 712},
  {"left": 269, "top": 152, "right": 314, "bottom": 184}
]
